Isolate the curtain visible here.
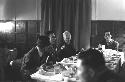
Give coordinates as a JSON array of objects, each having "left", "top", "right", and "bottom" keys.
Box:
[{"left": 40, "top": 0, "right": 91, "bottom": 50}]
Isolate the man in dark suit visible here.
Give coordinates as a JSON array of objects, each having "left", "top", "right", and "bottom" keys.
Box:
[
  {"left": 98, "top": 32, "right": 119, "bottom": 50},
  {"left": 43, "top": 31, "right": 57, "bottom": 65},
  {"left": 10, "top": 35, "right": 50, "bottom": 81},
  {"left": 21, "top": 35, "right": 50, "bottom": 78}
]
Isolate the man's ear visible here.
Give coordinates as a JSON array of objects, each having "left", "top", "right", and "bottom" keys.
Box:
[{"left": 88, "top": 68, "right": 95, "bottom": 77}]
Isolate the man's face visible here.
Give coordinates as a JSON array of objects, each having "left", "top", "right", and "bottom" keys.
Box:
[
  {"left": 63, "top": 35, "right": 71, "bottom": 44},
  {"left": 77, "top": 59, "right": 93, "bottom": 82},
  {"left": 104, "top": 35, "right": 111, "bottom": 41},
  {"left": 49, "top": 33, "right": 56, "bottom": 44}
]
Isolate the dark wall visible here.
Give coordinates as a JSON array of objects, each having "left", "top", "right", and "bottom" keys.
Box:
[{"left": 0, "top": 20, "right": 40, "bottom": 58}]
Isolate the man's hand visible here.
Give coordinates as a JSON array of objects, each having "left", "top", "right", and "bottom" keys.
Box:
[
  {"left": 61, "top": 45, "right": 65, "bottom": 49},
  {"left": 98, "top": 44, "right": 102, "bottom": 49}
]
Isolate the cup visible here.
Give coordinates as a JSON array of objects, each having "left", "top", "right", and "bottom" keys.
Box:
[{"left": 102, "top": 45, "right": 105, "bottom": 50}]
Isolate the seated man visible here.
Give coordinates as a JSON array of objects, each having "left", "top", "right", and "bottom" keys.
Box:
[
  {"left": 57, "top": 31, "right": 76, "bottom": 62},
  {"left": 10, "top": 35, "right": 50, "bottom": 80},
  {"left": 43, "top": 31, "right": 57, "bottom": 65},
  {"left": 76, "top": 48, "right": 124, "bottom": 82},
  {"left": 98, "top": 32, "right": 119, "bottom": 50}
]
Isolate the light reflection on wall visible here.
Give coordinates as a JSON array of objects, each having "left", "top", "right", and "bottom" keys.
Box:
[{"left": 0, "top": 22, "right": 14, "bottom": 33}]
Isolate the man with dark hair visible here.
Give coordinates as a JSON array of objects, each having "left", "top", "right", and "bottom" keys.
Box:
[
  {"left": 10, "top": 35, "right": 50, "bottom": 81},
  {"left": 46, "top": 31, "right": 56, "bottom": 46},
  {"left": 43, "top": 30, "right": 57, "bottom": 65},
  {"left": 98, "top": 32, "right": 119, "bottom": 50},
  {"left": 77, "top": 48, "right": 124, "bottom": 82}
]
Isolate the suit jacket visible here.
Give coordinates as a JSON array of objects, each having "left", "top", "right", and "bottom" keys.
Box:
[
  {"left": 57, "top": 42, "right": 76, "bottom": 62},
  {"left": 21, "top": 47, "right": 41, "bottom": 75},
  {"left": 99, "top": 39, "right": 119, "bottom": 50},
  {"left": 41, "top": 43, "right": 57, "bottom": 65}
]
